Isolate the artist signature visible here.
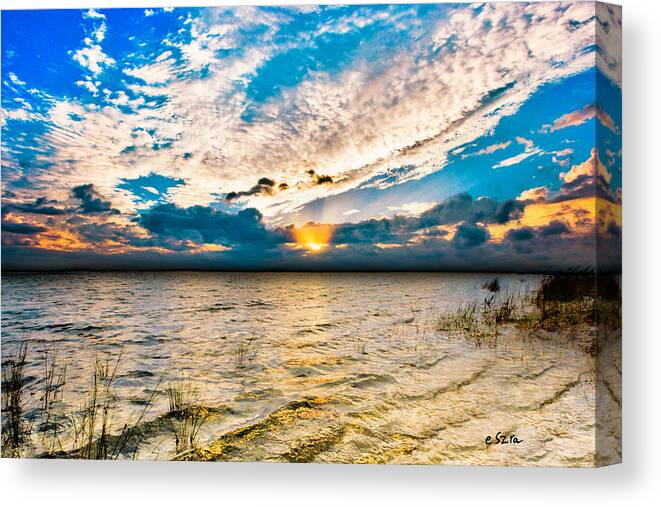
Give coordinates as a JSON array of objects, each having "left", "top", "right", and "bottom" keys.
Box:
[{"left": 485, "top": 432, "right": 523, "bottom": 445}]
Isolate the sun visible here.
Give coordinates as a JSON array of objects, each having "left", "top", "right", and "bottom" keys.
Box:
[{"left": 291, "top": 224, "right": 335, "bottom": 253}]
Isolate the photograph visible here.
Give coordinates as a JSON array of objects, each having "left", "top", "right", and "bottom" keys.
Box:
[{"left": 1, "top": 1, "right": 622, "bottom": 469}]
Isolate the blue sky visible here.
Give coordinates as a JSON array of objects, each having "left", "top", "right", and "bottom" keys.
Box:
[{"left": 1, "top": 3, "right": 622, "bottom": 271}]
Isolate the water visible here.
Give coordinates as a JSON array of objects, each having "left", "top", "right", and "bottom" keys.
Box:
[{"left": 1, "top": 272, "right": 616, "bottom": 465}]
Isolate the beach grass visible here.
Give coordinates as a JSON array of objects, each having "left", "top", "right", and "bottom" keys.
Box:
[
  {"left": 1, "top": 340, "right": 30, "bottom": 457},
  {"left": 433, "top": 274, "right": 621, "bottom": 339},
  {"left": 166, "top": 377, "right": 209, "bottom": 455}
]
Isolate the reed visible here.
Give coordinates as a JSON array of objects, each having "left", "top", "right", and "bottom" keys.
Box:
[
  {"left": 166, "top": 378, "right": 208, "bottom": 454},
  {"left": 432, "top": 274, "right": 621, "bottom": 338},
  {"left": 1, "top": 340, "right": 30, "bottom": 457},
  {"left": 38, "top": 344, "right": 67, "bottom": 454},
  {"left": 434, "top": 301, "right": 479, "bottom": 334},
  {"left": 69, "top": 353, "right": 122, "bottom": 459}
]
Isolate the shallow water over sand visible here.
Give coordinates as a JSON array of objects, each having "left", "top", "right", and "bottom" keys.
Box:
[{"left": 1, "top": 272, "right": 619, "bottom": 465}]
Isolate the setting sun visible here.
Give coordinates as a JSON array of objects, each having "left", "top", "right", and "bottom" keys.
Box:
[{"left": 291, "top": 224, "right": 335, "bottom": 253}]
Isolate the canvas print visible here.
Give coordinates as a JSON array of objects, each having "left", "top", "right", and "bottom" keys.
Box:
[{"left": 1, "top": 2, "right": 621, "bottom": 466}]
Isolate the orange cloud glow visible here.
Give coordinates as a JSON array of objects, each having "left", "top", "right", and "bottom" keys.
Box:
[
  {"left": 560, "top": 147, "right": 611, "bottom": 184},
  {"left": 488, "top": 196, "right": 621, "bottom": 241},
  {"left": 545, "top": 105, "right": 618, "bottom": 133},
  {"left": 291, "top": 223, "right": 335, "bottom": 253}
]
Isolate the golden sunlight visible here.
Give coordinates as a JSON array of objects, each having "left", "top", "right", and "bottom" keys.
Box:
[{"left": 291, "top": 224, "right": 335, "bottom": 253}]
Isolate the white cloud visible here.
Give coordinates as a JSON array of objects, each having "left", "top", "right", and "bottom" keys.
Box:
[
  {"left": 72, "top": 44, "right": 115, "bottom": 75},
  {"left": 83, "top": 9, "right": 105, "bottom": 20},
  {"left": 76, "top": 79, "right": 99, "bottom": 95},
  {"left": 144, "top": 9, "right": 155, "bottom": 18},
  {"left": 493, "top": 137, "right": 543, "bottom": 169},
  {"left": 123, "top": 59, "right": 175, "bottom": 85},
  {"left": 92, "top": 22, "right": 107, "bottom": 43},
  {"left": 2, "top": 109, "right": 31, "bottom": 122},
  {"left": 387, "top": 201, "right": 437, "bottom": 216},
  {"left": 462, "top": 141, "right": 512, "bottom": 159},
  {"left": 8, "top": 72, "right": 26, "bottom": 86},
  {"left": 11, "top": 3, "right": 603, "bottom": 221}
]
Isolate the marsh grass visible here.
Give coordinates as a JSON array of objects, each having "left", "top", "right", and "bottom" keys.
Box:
[
  {"left": 61, "top": 351, "right": 165, "bottom": 459},
  {"left": 69, "top": 353, "right": 122, "bottom": 459},
  {"left": 481, "top": 290, "right": 523, "bottom": 328},
  {"left": 40, "top": 345, "right": 67, "bottom": 414},
  {"left": 1, "top": 343, "right": 184, "bottom": 459},
  {"left": 166, "top": 378, "right": 208, "bottom": 455},
  {"left": 1, "top": 340, "right": 30, "bottom": 457},
  {"left": 434, "top": 301, "right": 479, "bottom": 334},
  {"left": 38, "top": 344, "right": 67, "bottom": 454},
  {"left": 432, "top": 274, "right": 621, "bottom": 340}
]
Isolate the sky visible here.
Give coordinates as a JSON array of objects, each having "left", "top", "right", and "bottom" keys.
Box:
[{"left": 1, "top": 2, "right": 622, "bottom": 271}]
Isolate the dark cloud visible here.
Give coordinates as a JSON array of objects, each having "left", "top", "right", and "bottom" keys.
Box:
[
  {"left": 307, "top": 169, "right": 334, "bottom": 185},
  {"left": 226, "top": 177, "right": 277, "bottom": 201},
  {"left": 71, "top": 220, "right": 190, "bottom": 252},
  {"left": 539, "top": 220, "right": 570, "bottom": 236},
  {"left": 452, "top": 222, "right": 490, "bottom": 248},
  {"left": 257, "top": 177, "right": 275, "bottom": 187},
  {"left": 606, "top": 220, "right": 621, "bottom": 237},
  {"left": 494, "top": 199, "right": 526, "bottom": 224},
  {"left": 3, "top": 196, "right": 68, "bottom": 216},
  {"left": 332, "top": 215, "right": 410, "bottom": 245},
  {"left": 71, "top": 184, "right": 119, "bottom": 214},
  {"left": 139, "top": 203, "right": 286, "bottom": 247},
  {"left": 1, "top": 220, "right": 47, "bottom": 235},
  {"left": 417, "top": 193, "right": 523, "bottom": 228},
  {"left": 505, "top": 227, "right": 535, "bottom": 242},
  {"left": 1, "top": 191, "right": 618, "bottom": 273},
  {"left": 330, "top": 193, "right": 526, "bottom": 248}
]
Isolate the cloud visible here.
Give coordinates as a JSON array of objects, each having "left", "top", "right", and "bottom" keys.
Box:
[
  {"left": 0, "top": 4, "right": 621, "bottom": 272},
  {"left": 557, "top": 148, "right": 615, "bottom": 201},
  {"left": 306, "top": 170, "right": 334, "bottom": 186},
  {"left": 8, "top": 72, "right": 26, "bottom": 86},
  {"left": 493, "top": 137, "right": 542, "bottom": 169},
  {"left": 225, "top": 177, "right": 278, "bottom": 201},
  {"left": 71, "top": 184, "right": 119, "bottom": 214},
  {"left": 328, "top": 193, "right": 524, "bottom": 247},
  {"left": 387, "top": 201, "right": 437, "bottom": 216},
  {"left": 596, "top": 3, "right": 622, "bottom": 87},
  {"left": 72, "top": 44, "right": 115, "bottom": 75},
  {"left": 538, "top": 220, "right": 571, "bottom": 236},
  {"left": 5, "top": 3, "right": 602, "bottom": 222},
  {"left": 505, "top": 227, "right": 535, "bottom": 242},
  {"left": 76, "top": 79, "right": 100, "bottom": 95},
  {"left": 123, "top": 59, "right": 175, "bottom": 85},
  {"left": 3, "top": 197, "right": 68, "bottom": 215},
  {"left": 452, "top": 223, "right": 490, "bottom": 249},
  {"left": 517, "top": 186, "right": 549, "bottom": 202},
  {"left": 2, "top": 220, "right": 48, "bottom": 235},
  {"left": 542, "top": 105, "right": 618, "bottom": 133},
  {"left": 138, "top": 203, "right": 285, "bottom": 247},
  {"left": 462, "top": 141, "right": 511, "bottom": 159},
  {"left": 83, "top": 9, "right": 105, "bottom": 20}
]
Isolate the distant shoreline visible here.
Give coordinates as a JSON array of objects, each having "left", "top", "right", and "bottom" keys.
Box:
[{"left": 1, "top": 269, "right": 619, "bottom": 275}]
